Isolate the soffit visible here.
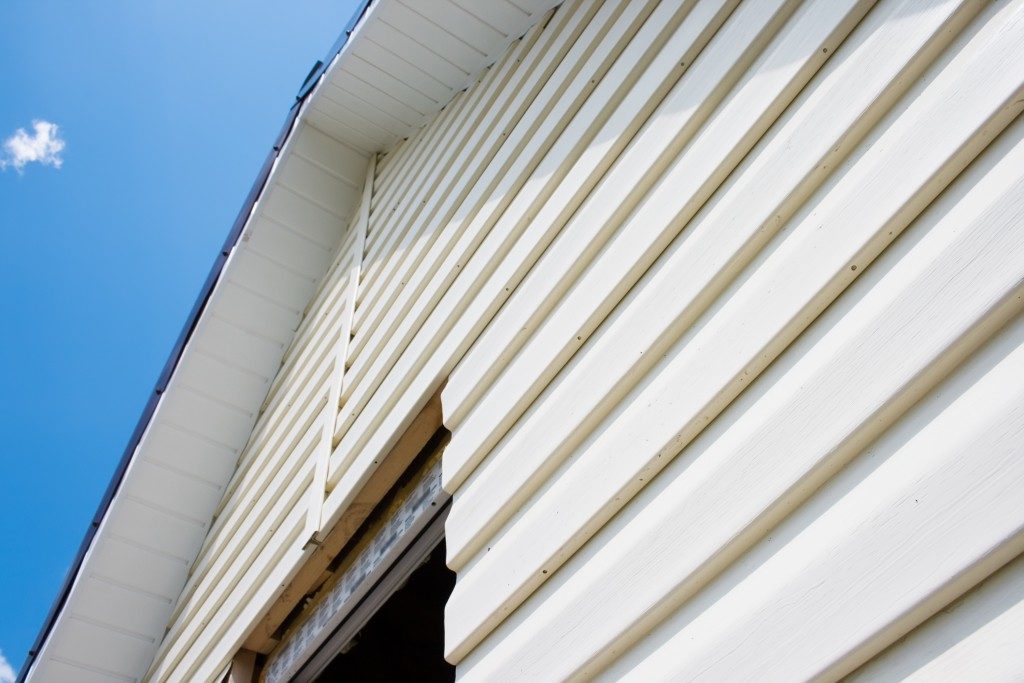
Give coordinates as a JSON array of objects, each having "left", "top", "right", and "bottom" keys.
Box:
[{"left": 307, "top": 0, "right": 563, "bottom": 152}]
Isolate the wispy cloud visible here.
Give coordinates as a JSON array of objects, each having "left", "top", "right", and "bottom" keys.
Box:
[
  {"left": 1, "top": 120, "right": 66, "bottom": 173},
  {"left": 0, "top": 648, "right": 16, "bottom": 683}
]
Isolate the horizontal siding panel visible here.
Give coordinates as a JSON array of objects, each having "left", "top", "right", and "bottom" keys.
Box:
[
  {"left": 606, "top": 315, "right": 1024, "bottom": 681},
  {"left": 443, "top": 0, "right": 981, "bottom": 569},
  {"left": 355, "top": 0, "right": 724, "bottom": 358},
  {"left": 354, "top": 29, "right": 533, "bottom": 287},
  {"left": 452, "top": 108, "right": 1024, "bottom": 680},
  {"left": 850, "top": 553, "right": 1024, "bottom": 681},
  {"left": 190, "top": 513, "right": 312, "bottom": 682},
  {"left": 354, "top": 4, "right": 584, "bottom": 320},
  {"left": 144, "top": 1, "right": 1024, "bottom": 680},
  {"left": 444, "top": 0, "right": 1024, "bottom": 660},
  {"left": 185, "top": 368, "right": 328, "bottom": 590},
  {"left": 362, "top": 92, "right": 473, "bottom": 266},
  {"left": 440, "top": 0, "right": 808, "bottom": 495},
  {"left": 330, "top": 0, "right": 793, "bottom": 508},
  {"left": 329, "top": 0, "right": 659, "bottom": 487},
  {"left": 167, "top": 506, "right": 312, "bottom": 681},
  {"left": 150, "top": 158, "right": 373, "bottom": 680},
  {"left": 441, "top": 0, "right": 974, "bottom": 488},
  {"left": 354, "top": 43, "right": 520, "bottom": 316},
  {"left": 606, "top": 327, "right": 1024, "bottom": 683},
  {"left": 353, "top": 0, "right": 613, "bottom": 331},
  {"left": 151, "top": 446, "right": 317, "bottom": 678}
]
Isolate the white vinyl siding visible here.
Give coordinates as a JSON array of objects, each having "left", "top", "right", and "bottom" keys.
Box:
[
  {"left": 146, "top": 0, "right": 1024, "bottom": 680},
  {"left": 345, "top": 0, "right": 1023, "bottom": 678}
]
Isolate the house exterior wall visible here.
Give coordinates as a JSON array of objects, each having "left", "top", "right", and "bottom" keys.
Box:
[
  {"left": 152, "top": 0, "right": 1024, "bottom": 680},
  {"left": 146, "top": 144, "right": 374, "bottom": 681}
]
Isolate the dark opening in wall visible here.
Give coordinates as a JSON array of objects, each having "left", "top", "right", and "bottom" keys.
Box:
[
  {"left": 264, "top": 393, "right": 452, "bottom": 683},
  {"left": 315, "top": 541, "right": 455, "bottom": 682}
]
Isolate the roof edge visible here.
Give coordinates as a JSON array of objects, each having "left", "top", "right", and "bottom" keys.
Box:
[{"left": 17, "top": 3, "right": 373, "bottom": 680}]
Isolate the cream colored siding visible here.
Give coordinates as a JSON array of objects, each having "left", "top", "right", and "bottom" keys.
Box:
[
  {"left": 339, "top": 0, "right": 1022, "bottom": 678},
  {"left": 447, "top": 0, "right": 1018, "bottom": 658},
  {"left": 146, "top": 157, "right": 373, "bottom": 682},
  {"left": 322, "top": 0, "right": 655, "bottom": 526},
  {"left": 142, "top": 0, "right": 1024, "bottom": 680},
  {"left": 851, "top": 552, "right": 1024, "bottom": 681}
]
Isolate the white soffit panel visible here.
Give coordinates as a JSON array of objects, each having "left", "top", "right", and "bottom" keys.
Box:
[
  {"left": 307, "top": 0, "right": 565, "bottom": 152},
  {"left": 23, "top": 2, "right": 564, "bottom": 681},
  {"left": 26, "top": 117, "right": 368, "bottom": 683}
]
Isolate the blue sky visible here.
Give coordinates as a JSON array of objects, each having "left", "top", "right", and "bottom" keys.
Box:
[{"left": 0, "top": 1, "right": 361, "bottom": 675}]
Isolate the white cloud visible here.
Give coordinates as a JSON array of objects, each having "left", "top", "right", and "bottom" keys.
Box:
[
  {"left": 0, "top": 649, "right": 15, "bottom": 683},
  {"left": 1, "top": 119, "right": 66, "bottom": 173}
]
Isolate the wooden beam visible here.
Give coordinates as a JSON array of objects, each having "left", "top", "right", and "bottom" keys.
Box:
[
  {"left": 243, "top": 389, "right": 443, "bottom": 653},
  {"left": 226, "top": 649, "right": 257, "bottom": 683}
]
